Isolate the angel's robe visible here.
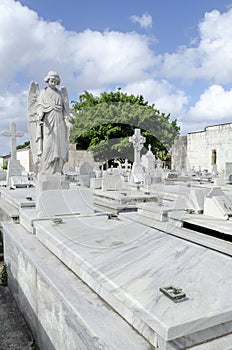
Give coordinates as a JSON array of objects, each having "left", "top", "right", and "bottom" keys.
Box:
[{"left": 36, "top": 86, "right": 69, "bottom": 174}]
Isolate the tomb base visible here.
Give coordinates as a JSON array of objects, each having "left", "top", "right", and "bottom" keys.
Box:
[
  {"left": 36, "top": 173, "right": 69, "bottom": 192},
  {"left": 36, "top": 173, "right": 69, "bottom": 213}
]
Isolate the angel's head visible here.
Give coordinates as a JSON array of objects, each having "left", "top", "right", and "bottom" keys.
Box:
[{"left": 44, "top": 71, "right": 61, "bottom": 87}]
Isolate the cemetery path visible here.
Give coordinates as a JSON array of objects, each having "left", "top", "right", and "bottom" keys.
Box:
[{"left": 0, "top": 284, "right": 33, "bottom": 349}]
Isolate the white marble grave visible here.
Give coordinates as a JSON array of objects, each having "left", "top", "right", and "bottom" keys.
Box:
[
  {"left": 2, "top": 122, "right": 24, "bottom": 186},
  {"left": 37, "top": 188, "right": 95, "bottom": 217},
  {"left": 30, "top": 212, "right": 232, "bottom": 349},
  {"left": 10, "top": 175, "right": 31, "bottom": 189},
  {"left": 185, "top": 187, "right": 210, "bottom": 213},
  {"left": 79, "top": 162, "right": 95, "bottom": 187},
  {"left": 129, "top": 128, "right": 145, "bottom": 183},
  {"left": 102, "top": 172, "right": 123, "bottom": 191},
  {"left": 204, "top": 186, "right": 232, "bottom": 220}
]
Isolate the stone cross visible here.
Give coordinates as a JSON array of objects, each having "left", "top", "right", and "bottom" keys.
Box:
[
  {"left": 2, "top": 122, "right": 24, "bottom": 159},
  {"left": 129, "top": 128, "right": 146, "bottom": 166}
]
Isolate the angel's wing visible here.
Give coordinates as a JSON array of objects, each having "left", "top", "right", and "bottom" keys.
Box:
[
  {"left": 61, "top": 86, "right": 70, "bottom": 116},
  {"left": 27, "top": 81, "right": 40, "bottom": 164}
]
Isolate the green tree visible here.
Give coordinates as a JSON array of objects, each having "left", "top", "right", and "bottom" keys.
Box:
[
  {"left": 16, "top": 141, "right": 30, "bottom": 150},
  {"left": 70, "top": 89, "right": 180, "bottom": 162}
]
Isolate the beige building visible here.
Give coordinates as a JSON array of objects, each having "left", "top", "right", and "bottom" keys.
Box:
[
  {"left": 171, "top": 122, "right": 232, "bottom": 174},
  {"left": 16, "top": 147, "right": 34, "bottom": 173},
  {"left": 1, "top": 143, "right": 95, "bottom": 173}
]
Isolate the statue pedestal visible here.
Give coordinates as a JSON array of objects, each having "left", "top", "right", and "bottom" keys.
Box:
[
  {"left": 36, "top": 173, "right": 69, "bottom": 213},
  {"left": 37, "top": 173, "right": 69, "bottom": 192}
]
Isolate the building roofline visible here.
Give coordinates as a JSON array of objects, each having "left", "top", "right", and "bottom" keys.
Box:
[{"left": 187, "top": 121, "right": 232, "bottom": 135}]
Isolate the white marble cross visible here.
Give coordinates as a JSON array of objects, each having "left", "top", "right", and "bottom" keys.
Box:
[
  {"left": 129, "top": 128, "right": 146, "bottom": 166},
  {"left": 2, "top": 122, "right": 24, "bottom": 159}
]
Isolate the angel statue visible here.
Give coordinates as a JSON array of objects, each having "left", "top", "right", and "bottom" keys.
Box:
[{"left": 27, "top": 71, "right": 71, "bottom": 174}]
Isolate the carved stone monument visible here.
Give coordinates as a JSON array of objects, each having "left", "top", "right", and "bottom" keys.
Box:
[
  {"left": 2, "top": 122, "right": 24, "bottom": 186},
  {"left": 27, "top": 71, "right": 71, "bottom": 195},
  {"left": 129, "top": 128, "right": 146, "bottom": 183}
]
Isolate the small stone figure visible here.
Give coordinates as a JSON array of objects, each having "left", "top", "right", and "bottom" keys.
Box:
[{"left": 27, "top": 71, "right": 71, "bottom": 174}]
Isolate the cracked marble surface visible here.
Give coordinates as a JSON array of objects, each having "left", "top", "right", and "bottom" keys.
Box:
[{"left": 32, "top": 212, "right": 232, "bottom": 347}]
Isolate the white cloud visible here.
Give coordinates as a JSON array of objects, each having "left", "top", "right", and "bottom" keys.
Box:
[
  {"left": 181, "top": 85, "right": 232, "bottom": 134},
  {"left": 1, "top": 0, "right": 232, "bottom": 152},
  {"left": 130, "top": 13, "right": 152, "bottom": 29},
  {"left": 0, "top": 90, "right": 29, "bottom": 155},
  {"left": 122, "top": 79, "right": 189, "bottom": 119},
  {"left": 0, "top": 0, "right": 158, "bottom": 154},
  {"left": 161, "top": 9, "right": 232, "bottom": 84},
  {"left": 0, "top": 1, "right": 156, "bottom": 95}
]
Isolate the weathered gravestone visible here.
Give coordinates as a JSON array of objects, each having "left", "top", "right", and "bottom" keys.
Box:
[
  {"left": 102, "top": 172, "right": 122, "bottom": 191},
  {"left": 129, "top": 128, "right": 145, "bottom": 183},
  {"left": 2, "top": 122, "right": 24, "bottom": 187},
  {"left": 225, "top": 162, "right": 232, "bottom": 183},
  {"left": 79, "top": 162, "right": 95, "bottom": 187},
  {"left": 0, "top": 170, "right": 7, "bottom": 181}
]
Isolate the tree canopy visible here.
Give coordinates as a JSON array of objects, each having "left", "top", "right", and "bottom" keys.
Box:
[{"left": 70, "top": 89, "right": 180, "bottom": 163}]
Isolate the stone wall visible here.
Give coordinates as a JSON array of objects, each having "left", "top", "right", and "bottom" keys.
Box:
[
  {"left": 171, "top": 135, "right": 187, "bottom": 172},
  {"left": 15, "top": 144, "right": 96, "bottom": 173},
  {"left": 187, "top": 123, "right": 232, "bottom": 173},
  {"left": 17, "top": 147, "right": 34, "bottom": 173},
  {"left": 171, "top": 123, "right": 232, "bottom": 174}
]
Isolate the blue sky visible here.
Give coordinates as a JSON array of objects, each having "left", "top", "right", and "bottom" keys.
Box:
[{"left": 1, "top": 0, "right": 232, "bottom": 154}]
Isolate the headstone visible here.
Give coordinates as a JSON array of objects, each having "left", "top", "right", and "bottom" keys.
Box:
[
  {"left": 137, "top": 201, "right": 169, "bottom": 222},
  {"left": 165, "top": 171, "right": 178, "bottom": 181},
  {"left": 129, "top": 128, "right": 146, "bottom": 183},
  {"left": 79, "top": 162, "right": 95, "bottom": 187},
  {"left": 214, "top": 171, "right": 226, "bottom": 186},
  {"left": 2, "top": 122, "right": 24, "bottom": 186},
  {"left": 90, "top": 178, "right": 102, "bottom": 190},
  {"left": 141, "top": 145, "right": 156, "bottom": 172},
  {"left": 225, "top": 162, "right": 232, "bottom": 183},
  {"left": 10, "top": 175, "right": 30, "bottom": 189},
  {"left": 0, "top": 170, "right": 7, "bottom": 181},
  {"left": 204, "top": 186, "right": 232, "bottom": 220},
  {"left": 64, "top": 170, "right": 79, "bottom": 182},
  {"left": 102, "top": 173, "right": 122, "bottom": 191}
]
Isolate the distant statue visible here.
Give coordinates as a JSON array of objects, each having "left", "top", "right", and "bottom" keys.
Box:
[{"left": 27, "top": 71, "right": 71, "bottom": 174}]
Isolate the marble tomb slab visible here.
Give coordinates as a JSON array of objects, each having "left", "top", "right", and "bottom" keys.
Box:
[
  {"left": 3, "top": 222, "right": 151, "bottom": 350},
  {"left": 33, "top": 213, "right": 232, "bottom": 348},
  {"left": 0, "top": 187, "right": 35, "bottom": 209},
  {"left": 38, "top": 188, "right": 95, "bottom": 217}
]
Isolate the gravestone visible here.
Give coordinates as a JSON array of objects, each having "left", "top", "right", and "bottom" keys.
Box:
[
  {"left": 0, "top": 170, "right": 7, "bottom": 181},
  {"left": 79, "top": 162, "right": 95, "bottom": 187},
  {"left": 141, "top": 145, "right": 156, "bottom": 171},
  {"left": 204, "top": 186, "right": 232, "bottom": 220},
  {"left": 225, "top": 162, "right": 232, "bottom": 183},
  {"left": 10, "top": 175, "right": 30, "bottom": 189},
  {"left": 2, "top": 122, "right": 24, "bottom": 186},
  {"left": 142, "top": 145, "right": 161, "bottom": 185},
  {"left": 129, "top": 129, "right": 146, "bottom": 183},
  {"left": 102, "top": 173, "right": 122, "bottom": 191}
]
